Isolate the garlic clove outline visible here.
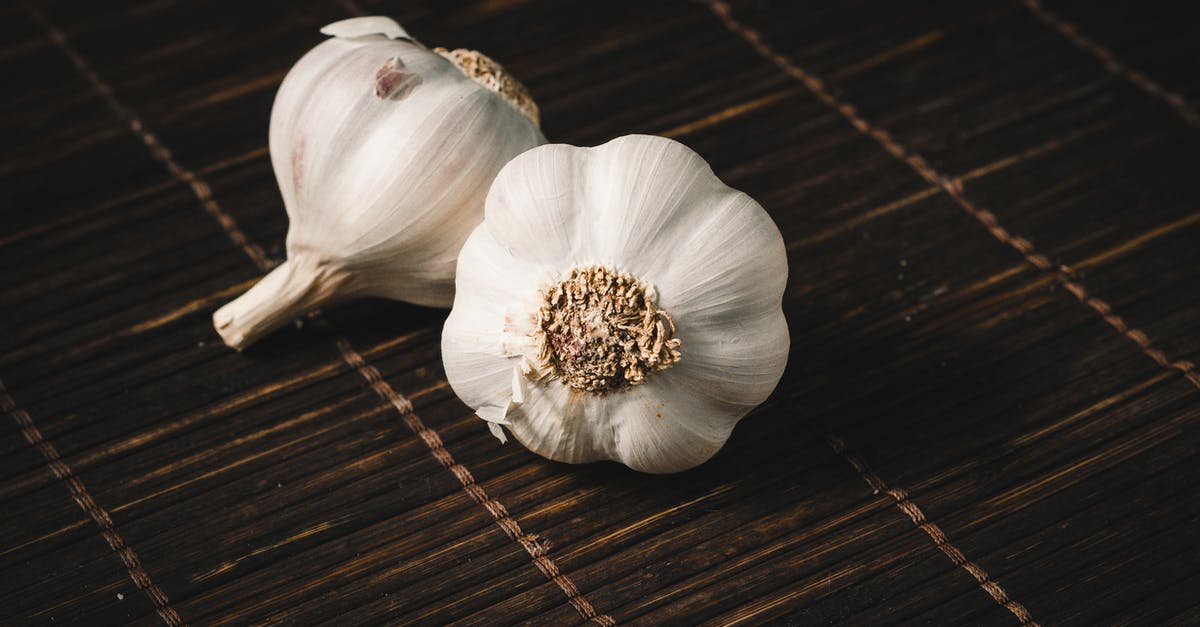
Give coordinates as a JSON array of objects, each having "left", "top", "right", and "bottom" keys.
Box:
[
  {"left": 213, "top": 16, "right": 545, "bottom": 350},
  {"left": 442, "top": 135, "right": 790, "bottom": 473}
]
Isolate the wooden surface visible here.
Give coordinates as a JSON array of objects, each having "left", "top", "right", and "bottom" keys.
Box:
[{"left": 3, "top": 0, "right": 1199, "bottom": 624}]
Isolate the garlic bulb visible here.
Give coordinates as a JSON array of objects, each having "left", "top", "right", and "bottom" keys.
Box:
[
  {"left": 441, "top": 135, "right": 790, "bottom": 473},
  {"left": 213, "top": 16, "right": 545, "bottom": 349}
]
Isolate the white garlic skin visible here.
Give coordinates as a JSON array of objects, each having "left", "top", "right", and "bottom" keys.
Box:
[
  {"left": 213, "top": 17, "right": 545, "bottom": 350},
  {"left": 442, "top": 135, "right": 790, "bottom": 473}
]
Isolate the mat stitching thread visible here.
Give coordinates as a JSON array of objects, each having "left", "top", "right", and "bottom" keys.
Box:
[
  {"left": 331, "top": 335, "right": 615, "bottom": 625},
  {"left": 705, "top": 1, "right": 1051, "bottom": 622},
  {"left": 1, "top": 378, "right": 185, "bottom": 626},
  {"left": 1020, "top": 0, "right": 1200, "bottom": 128},
  {"left": 27, "top": 9, "right": 271, "bottom": 271},
  {"left": 29, "top": 5, "right": 613, "bottom": 623},
  {"left": 706, "top": 1, "right": 1200, "bottom": 393},
  {"left": 826, "top": 435, "right": 1038, "bottom": 626}
]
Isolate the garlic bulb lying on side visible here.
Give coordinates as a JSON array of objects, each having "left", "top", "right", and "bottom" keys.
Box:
[
  {"left": 442, "top": 135, "right": 790, "bottom": 473},
  {"left": 213, "top": 16, "right": 545, "bottom": 350}
]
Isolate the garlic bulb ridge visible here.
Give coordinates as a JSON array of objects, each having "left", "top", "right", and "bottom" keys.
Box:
[
  {"left": 442, "top": 135, "right": 790, "bottom": 473},
  {"left": 213, "top": 16, "right": 545, "bottom": 350}
]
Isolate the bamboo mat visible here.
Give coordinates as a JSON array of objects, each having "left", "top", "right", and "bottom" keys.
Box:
[{"left": 3, "top": 0, "right": 1199, "bottom": 624}]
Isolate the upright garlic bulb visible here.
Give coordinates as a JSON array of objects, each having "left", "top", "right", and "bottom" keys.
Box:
[
  {"left": 442, "top": 135, "right": 790, "bottom": 473},
  {"left": 213, "top": 16, "right": 545, "bottom": 349}
]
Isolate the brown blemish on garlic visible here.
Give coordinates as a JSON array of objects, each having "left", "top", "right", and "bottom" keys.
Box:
[
  {"left": 535, "top": 265, "right": 681, "bottom": 394},
  {"left": 433, "top": 47, "right": 540, "bottom": 127},
  {"left": 374, "top": 57, "right": 422, "bottom": 100}
]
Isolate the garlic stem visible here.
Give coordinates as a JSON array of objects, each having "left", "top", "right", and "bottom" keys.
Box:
[{"left": 213, "top": 256, "right": 348, "bottom": 351}]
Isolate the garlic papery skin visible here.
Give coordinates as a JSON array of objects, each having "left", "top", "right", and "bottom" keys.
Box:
[
  {"left": 441, "top": 135, "right": 790, "bottom": 473},
  {"left": 213, "top": 16, "right": 545, "bottom": 350}
]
